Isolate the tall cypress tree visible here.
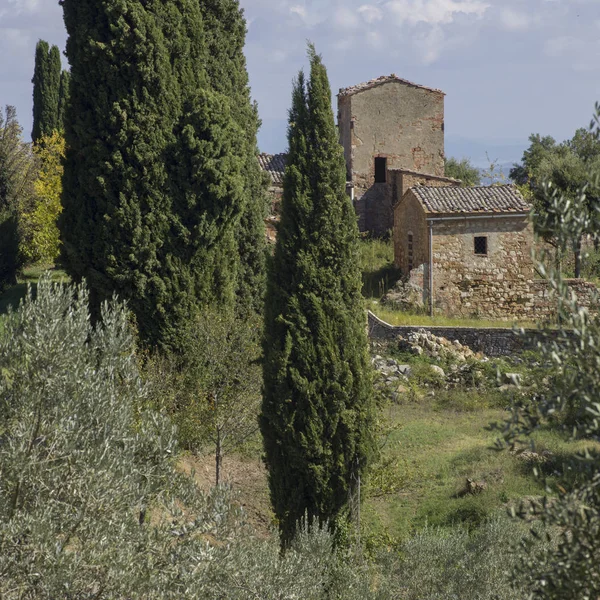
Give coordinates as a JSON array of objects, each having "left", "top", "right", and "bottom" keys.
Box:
[
  {"left": 199, "top": 0, "right": 269, "bottom": 314},
  {"left": 57, "top": 70, "right": 70, "bottom": 131},
  {"left": 31, "top": 41, "right": 61, "bottom": 143},
  {"left": 60, "top": 0, "right": 245, "bottom": 348},
  {"left": 260, "top": 47, "right": 374, "bottom": 545}
]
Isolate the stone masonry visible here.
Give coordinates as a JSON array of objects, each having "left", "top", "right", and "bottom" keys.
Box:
[
  {"left": 431, "top": 216, "right": 535, "bottom": 319},
  {"left": 392, "top": 183, "right": 599, "bottom": 320},
  {"left": 338, "top": 75, "right": 445, "bottom": 235}
]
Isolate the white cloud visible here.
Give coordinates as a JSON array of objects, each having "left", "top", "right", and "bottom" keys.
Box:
[
  {"left": 366, "top": 30, "right": 384, "bottom": 49},
  {"left": 334, "top": 7, "right": 360, "bottom": 29},
  {"left": 358, "top": 4, "right": 384, "bottom": 23},
  {"left": 0, "top": 27, "right": 30, "bottom": 51},
  {"left": 415, "top": 25, "right": 446, "bottom": 64},
  {"left": 0, "top": 0, "right": 40, "bottom": 20},
  {"left": 544, "top": 35, "right": 600, "bottom": 71},
  {"left": 499, "top": 8, "right": 530, "bottom": 31},
  {"left": 289, "top": 5, "right": 307, "bottom": 20},
  {"left": 385, "top": 0, "right": 489, "bottom": 27}
]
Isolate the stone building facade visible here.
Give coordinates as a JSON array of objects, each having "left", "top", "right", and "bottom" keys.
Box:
[
  {"left": 258, "top": 152, "right": 286, "bottom": 244},
  {"left": 337, "top": 75, "right": 445, "bottom": 235},
  {"left": 393, "top": 184, "right": 544, "bottom": 319}
]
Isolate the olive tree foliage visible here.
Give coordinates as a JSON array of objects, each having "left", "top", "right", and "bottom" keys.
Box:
[
  {"left": 0, "top": 276, "right": 242, "bottom": 598},
  {"left": 0, "top": 277, "right": 396, "bottom": 599},
  {"left": 375, "top": 518, "right": 544, "bottom": 600},
  {"left": 493, "top": 105, "right": 600, "bottom": 599}
]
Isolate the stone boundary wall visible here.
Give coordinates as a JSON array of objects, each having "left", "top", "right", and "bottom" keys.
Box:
[{"left": 367, "top": 311, "right": 540, "bottom": 357}]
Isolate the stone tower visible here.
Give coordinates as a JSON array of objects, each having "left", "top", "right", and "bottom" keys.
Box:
[{"left": 337, "top": 75, "right": 445, "bottom": 235}]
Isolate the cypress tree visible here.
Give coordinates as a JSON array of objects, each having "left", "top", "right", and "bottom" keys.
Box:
[
  {"left": 260, "top": 47, "right": 374, "bottom": 545},
  {"left": 199, "top": 0, "right": 269, "bottom": 314},
  {"left": 57, "top": 70, "right": 70, "bottom": 131},
  {"left": 60, "top": 0, "right": 245, "bottom": 348},
  {"left": 31, "top": 41, "right": 61, "bottom": 143}
]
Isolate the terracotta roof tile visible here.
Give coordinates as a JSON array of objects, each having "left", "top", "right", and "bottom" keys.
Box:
[
  {"left": 258, "top": 153, "right": 287, "bottom": 186},
  {"left": 338, "top": 74, "right": 444, "bottom": 98},
  {"left": 411, "top": 185, "right": 530, "bottom": 215}
]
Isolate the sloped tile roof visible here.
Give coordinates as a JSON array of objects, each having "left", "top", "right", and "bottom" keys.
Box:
[
  {"left": 258, "top": 153, "right": 287, "bottom": 186},
  {"left": 411, "top": 184, "right": 530, "bottom": 215},
  {"left": 338, "top": 74, "right": 444, "bottom": 98}
]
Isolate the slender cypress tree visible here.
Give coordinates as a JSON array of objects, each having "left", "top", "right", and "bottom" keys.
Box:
[
  {"left": 199, "top": 0, "right": 269, "bottom": 314},
  {"left": 261, "top": 47, "right": 374, "bottom": 545},
  {"left": 31, "top": 41, "right": 61, "bottom": 142},
  {"left": 57, "top": 70, "right": 70, "bottom": 131},
  {"left": 60, "top": 0, "right": 245, "bottom": 348}
]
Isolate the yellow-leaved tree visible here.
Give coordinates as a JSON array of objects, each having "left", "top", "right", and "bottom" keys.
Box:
[{"left": 21, "top": 131, "right": 65, "bottom": 264}]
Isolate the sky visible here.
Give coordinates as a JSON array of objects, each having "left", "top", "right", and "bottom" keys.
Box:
[{"left": 1, "top": 0, "right": 600, "bottom": 167}]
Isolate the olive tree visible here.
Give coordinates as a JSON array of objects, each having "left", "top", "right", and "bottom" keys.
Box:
[
  {"left": 494, "top": 104, "right": 600, "bottom": 598},
  {"left": 0, "top": 276, "right": 239, "bottom": 598},
  {"left": 147, "top": 310, "right": 262, "bottom": 485}
]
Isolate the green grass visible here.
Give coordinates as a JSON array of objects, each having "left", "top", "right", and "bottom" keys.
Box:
[
  {"left": 369, "top": 302, "right": 543, "bottom": 330},
  {"left": 359, "top": 237, "right": 401, "bottom": 300},
  {"left": 0, "top": 264, "right": 69, "bottom": 317},
  {"left": 363, "top": 395, "right": 600, "bottom": 543}
]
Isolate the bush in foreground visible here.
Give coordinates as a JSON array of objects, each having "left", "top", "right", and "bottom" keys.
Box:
[{"left": 0, "top": 276, "right": 388, "bottom": 599}]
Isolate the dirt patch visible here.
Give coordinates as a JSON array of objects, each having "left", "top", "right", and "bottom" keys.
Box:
[{"left": 178, "top": 453, "right": 274, "bottom": 539}]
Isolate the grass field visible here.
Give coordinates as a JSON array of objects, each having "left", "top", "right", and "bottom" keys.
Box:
[
  {"left": 0, "top": 265, "right": 69, "bottom": 334},
  {"left": 185, "top": 371, "right": 597, "bottom": 549},
  {"left": 362, "top": 394, "right": 596, "bottom": 545},
  {"left": 369, "top": 303, "right": 543, "bottom": 330},
  {"left": 359, "top": 237, "right": 401, "bottom": 300}
]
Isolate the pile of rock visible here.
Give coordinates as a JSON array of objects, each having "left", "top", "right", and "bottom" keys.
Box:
[
  {"left": 381, "top": 278, "right": 424, "bottom": 312},
  {"left": 397, "top": 329, "right": 482, "bottom": 363},
  {"left": 371, "top": 355, "right": 411, "bottom": 386}
]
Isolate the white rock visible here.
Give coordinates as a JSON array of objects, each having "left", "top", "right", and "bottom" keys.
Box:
[{"left": 430, "top": 365, "right": 446, "bottom": 378}]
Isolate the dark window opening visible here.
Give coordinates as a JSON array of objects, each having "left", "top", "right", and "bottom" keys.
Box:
[
  {"left": 408, "top": 233, "right": 414, "bottom": 271},
  {"left": 474, "top": 236, "right": 488, "bottom": 255},
  {"left": 374, "top": 157, "right": 387, "bottom": 183}
]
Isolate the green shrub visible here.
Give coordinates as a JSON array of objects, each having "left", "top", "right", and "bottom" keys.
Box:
[
  {"left": 377, "top": 517, "right": 543, "bottom": 599},
  {"left": 0, "top": 274, "right": 392, "bottom": 599}
]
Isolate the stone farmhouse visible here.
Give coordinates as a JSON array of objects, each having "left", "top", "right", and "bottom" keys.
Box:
[
  {"left": 394, "top": 183, "right": 536, "bottom": 319},
  {"left": 258, "top": 74, "right": 597, "bottom": 319},
  {"left": 259, "top": 74, "right": 448, "bottom": 237}
]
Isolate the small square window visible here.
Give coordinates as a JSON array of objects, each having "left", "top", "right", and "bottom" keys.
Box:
[
  {"left": 374, "top": 157, "right": 387, "bottom": 183},
  {"left": 474, "top": 236, "right": 488, "bottom": 255}
]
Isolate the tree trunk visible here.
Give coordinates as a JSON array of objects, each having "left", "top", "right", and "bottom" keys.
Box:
[
  {"left": 214, "top": 392, "right": 222, "bottom": 486},
  {"left": 574, "top": 237, "right": 582, "bottom": 279},
  {"left": 215, "top": 439, "right": 222, "bottom": 486}
]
